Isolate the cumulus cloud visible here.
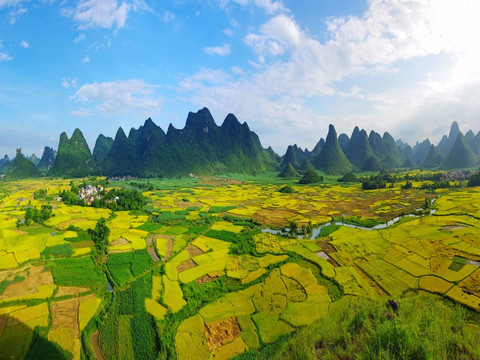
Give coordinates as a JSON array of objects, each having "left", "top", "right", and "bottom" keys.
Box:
[
  {"left": 20, "top": 40, "right": 29, "bottom": 48},
  {"left": 204, "top": 44, "right": 231, "bottom": 56},
  {"left": 61, "top": 77, "right": 78, "bottom": 89},
  {"left": 63, "top": 0, "right": 130, "bottom": 29},
  {"left": 179, "top": 0, "right": 480, "bottom": 151},
  {"left": 9, "top": 6, "right": 27, "bottom": 24},
  {"left": 163, "top": 10, "right": 174, "bottom": 23},
  {"left": 0, "top": 0, "right": 22, "bottom": 9},
  {"left": 0, "top": 52, "right": 13, "bottom": 62},
  {"left": 71, "top": 79, "right": 162, "bottom": 117},
  {"left": 74, "top": 33, "right": 86, "bottom": 43}
]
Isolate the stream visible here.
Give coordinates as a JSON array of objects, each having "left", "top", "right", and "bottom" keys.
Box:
[{"left": 262, "top": 199, "right": 439, "bottom": 239}]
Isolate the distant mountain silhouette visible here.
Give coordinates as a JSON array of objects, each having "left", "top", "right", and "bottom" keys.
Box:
[
  {"left": 5, "top": 149, "right": 42, "bottom": 180},
  {"left": 442, "top": 133, "right": 478, "bottom": 169},
  {"left": 312, "top": 124, "right": 353, "bottom": 174},
  {"left": 48, "top": 129, "right": 94, "bottom": 177},
  {"left": 438, "top": 121, "right": 460, "bottom": 156},
  {"left": 37, "top": 146, "right": 56, "bottom": 174},
  {"left": 423, "top": 145, "right": 444, "bottom": 168}
]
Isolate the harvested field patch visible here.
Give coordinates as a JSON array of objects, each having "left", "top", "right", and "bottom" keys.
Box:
[
  {"left": 196, "top": 274, "right": 219, "bottom": 285},
  {"left": 204, "top": 316, "right": 241, "bottom": 350},
  {"left": 51, "top": 297, "right": 80, "bottom": 332},
  {"left": 177, "top": 259, "right": 198, "bottom": 273},
  {"left": 55, "top": 286, "right": 89, "bottom": 298},
  {"left": 186, "top": 244, "right": 204, "bottom": 257}
]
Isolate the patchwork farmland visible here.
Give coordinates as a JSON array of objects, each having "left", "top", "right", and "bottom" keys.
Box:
[{"left": 0, "top": 175, "right": 479, "bottom": 359}]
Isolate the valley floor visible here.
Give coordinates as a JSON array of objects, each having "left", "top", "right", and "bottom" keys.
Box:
[{"left": 0, "top": 173, "right": 479, "bottom": 359}]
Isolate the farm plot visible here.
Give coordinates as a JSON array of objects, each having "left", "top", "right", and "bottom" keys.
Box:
[{"left": 175, "top": 263, "right": 331, "bottom": 359}]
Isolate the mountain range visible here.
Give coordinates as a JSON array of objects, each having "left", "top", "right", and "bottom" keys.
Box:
[{"left": 1, "top": 109, "right": 479, "bottom": 179}]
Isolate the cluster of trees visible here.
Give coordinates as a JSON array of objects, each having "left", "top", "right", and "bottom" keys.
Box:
[
  {"left": 59, "top": 186, "right": 145, "bottom": 211},
  {"left": 404, "top": 172, "right": 443, "bottom": 181},
  {"left": 468, "top": 172, "right": 480, "bottom": 186},
  {"left": 91, "top": 188, "right": 145, "bottom": 211},
  {"left": 361, "top": 175, "right": 387, "bottom": 190},
  {"left": 33, "top": 189, "right": 47, "bottom": 199},
  {"left": 337, "top": 172, "right": 358, "bottom": 183},
  {"left": 419, "top": 181, "right": 451, "bottom": 191},
  {"left": 23, "top": 205, "right": 53, "bottom": 225},
  {"left": 88, "top": 218, "right": 110, "bottom": 256}
]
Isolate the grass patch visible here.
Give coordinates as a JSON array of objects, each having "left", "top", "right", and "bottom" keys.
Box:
[
  {"left": 46, "top": 256, "right": 104, "bottom": 288},
  {"left": 448, "top": 256, "right": 467, "bottom": 272},
  {"left": 41, "top": 243, "right": 73, "bottom": 258}
]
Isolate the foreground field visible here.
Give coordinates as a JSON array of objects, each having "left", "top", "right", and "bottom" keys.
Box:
[{"left": 0, "top": 175, "right": 479, "bottom": 359}]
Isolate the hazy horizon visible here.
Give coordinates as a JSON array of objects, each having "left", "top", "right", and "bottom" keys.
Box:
[{"left": 1, "top": 0, "right": 480, "bottom": 157}]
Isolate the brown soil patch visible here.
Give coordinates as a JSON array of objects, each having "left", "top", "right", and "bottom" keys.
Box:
[
  {"left": 55, "top": 286, "right": 90, "bottom": 298},
  {"left": 353, "top": 266, "right": 388, "bottom": 297},
  {"left": 90, "top": 330, "right": 106, "bottom": 360},
  {"left": 253, "top": 209, "right": 298, "bottom": 227},
  {"left": 147, "top": 247, "right": 160, "bottom": 262},
  {"left": 204, "top": 316, "right": 241, "bottom": 350},
  {"left": 177, "top": 259, "right": 197, "bottom": 273},
  {"left": 195, "top": 274, "right": 218, "bottom": 285},
  {"left": 51, "top": 297, "right": 81, "bottom": 333},
  {"left": 316, "top": 240, "right": 337, "bottom": 253},
  {"left": 0, "top": 266, "right": 53, "bottom": 301},
  {"left": 442, "top": 224, "right": 469, "bottom": 231},
  {"left": 0, "top": 314, "right": 6, "bottom": 337},
  {"left": 165, "top": 238, "right": 173, "bottom": 259},
  {"left": 111, "top": 237, "right": 130, "bottom": 247},
  {"left": 186, "top": 245, "right": 204, "bottom": 258},
  {"left": 327, "top": 258, "right": 340, "bottom": 267}
]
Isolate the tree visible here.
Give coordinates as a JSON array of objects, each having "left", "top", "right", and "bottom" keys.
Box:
[
  {"left": 89, "top": 218, "right": 110, "bottom": 255},
  {"left": 468, "top": 172, "right": 480, "bottom": 187},
  {"left": 289, "top": 220, "right": 298, "bottom": 234}
]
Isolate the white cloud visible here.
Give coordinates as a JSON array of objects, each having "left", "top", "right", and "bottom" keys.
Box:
[
  {"left": 204, "top": 44, "right": 231, "bottom": 56},
  {"left": 9, "top": 7, "right": 27, "bottom": 25},
  {"left": 82, "top": 56, "right": 90, "bottom": 63},
  {"left": 0, "top": 52, "right": 13, "bottom": 62},
  {"left": 132, "top": 0, "right": 153, "bottom": 14},
  {"left": 63, "top": 0, "right": 130, "bottom": 29},
  {"left": 179, "top": 0, "right": 480, "bottom": 151},
  {"left": 223, "top": 28, "right": 234, "bottom": 36},
  {"left": 0, "top": 0, "right": 21, "bottom": 9},
  {"left": 71, "top": 79, "right": 162, "bottom": 117},
  {"left": 20, "top": 40, "right": 29, "bottom": 48},
  {"left": 61, "top": 77, "right": 78, "bottom": 89},
  {"left": 74, "top": 33, "right": 86, "bottom": 43},
  {"left": 163, "top": 10, "right": 174, "bottom": 23}
]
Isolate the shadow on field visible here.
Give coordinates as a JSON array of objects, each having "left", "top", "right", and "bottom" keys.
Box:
[{"left": 0, "top": 318, "right": 71, "bottom": 360}]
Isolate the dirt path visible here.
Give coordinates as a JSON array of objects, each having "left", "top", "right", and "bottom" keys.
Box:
[
  {"left": 89, "top": 331, "right": 106, "bottom": 360},
  {"left": 147, "top": 247, "right": 160, "bottom": 262}
]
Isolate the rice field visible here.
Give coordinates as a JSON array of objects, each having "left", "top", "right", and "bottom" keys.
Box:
[{"left": 0, "top": 176, "right": 480, "bottom": 359}]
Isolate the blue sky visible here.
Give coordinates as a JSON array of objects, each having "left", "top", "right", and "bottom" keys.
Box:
[{"left": 1, "top": 0, "right": 480, "bottom": 158}]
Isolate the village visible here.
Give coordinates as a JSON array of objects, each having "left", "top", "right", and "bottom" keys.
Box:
[{"left": 76, "top": 184, "right": 119, "bottom": 205}]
